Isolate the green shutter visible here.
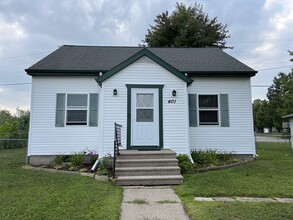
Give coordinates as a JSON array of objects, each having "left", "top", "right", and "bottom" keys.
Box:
[
  {"left": 89, "top": 93, "right": 99, "bottom": 127},
  {"left": 55, "top": 93, "right": 65, "bottom": 127},
  {"left": 188, "top": 94, "right": 197, "bottom": 127},
  {"left": 220, "top": 94, "right": 229, "bottom": 127}
]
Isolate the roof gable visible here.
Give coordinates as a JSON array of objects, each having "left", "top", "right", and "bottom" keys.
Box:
[{"left": 96, "top": 48, "right": 193, "bottom": 85}]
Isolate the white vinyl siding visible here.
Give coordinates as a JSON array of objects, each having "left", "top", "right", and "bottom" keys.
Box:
[
  {"left": 101, "top": 57, "right": 189, "bottom": 156},
  {"left": 28, "top": 76, "right": 100, "bottom": 156},
  {"left": 188, "top": 77, "right": 255, "bottom": 155}
]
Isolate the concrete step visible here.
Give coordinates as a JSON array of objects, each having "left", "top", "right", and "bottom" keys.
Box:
[
  {"left": 116, "top": 166, "right": 181, "bottom": 176},
  {"left": 116, "top": 158, "right": 178, "bottom": 167},
  {"left": 115, "top": 175, "right": 183, "bottom": 186},
  {"left": 118, "top": 149, "right": 176, "bottom": 159}
]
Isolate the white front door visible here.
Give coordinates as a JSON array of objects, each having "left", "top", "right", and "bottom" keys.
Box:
[{"left": 131, "top": 88, "right": 159, "bottom": 146}]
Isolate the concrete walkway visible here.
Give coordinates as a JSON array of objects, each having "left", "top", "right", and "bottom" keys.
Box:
[
  {"left": 120, "top": 186, "right": 190, "bottom": 220},
  {"left": 194, "top": 197, "right": 293, "bottom": 203}
]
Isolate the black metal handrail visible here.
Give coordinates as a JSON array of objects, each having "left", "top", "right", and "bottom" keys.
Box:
[{"left": 113, "top": 122, "right": 122, "bottom": 178}]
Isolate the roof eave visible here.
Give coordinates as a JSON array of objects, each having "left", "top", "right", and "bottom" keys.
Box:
[
  {"left": 25, "top": 69, "right": 101, "bottom": 76},
  {"left": 186, "top": 71, "right": 257, "bottom": 77}
]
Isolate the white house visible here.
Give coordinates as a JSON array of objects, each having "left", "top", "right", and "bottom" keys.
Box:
[
  {"left": 25, "top": 46, "right": 257, "bottom": 165},
  {"left": 283, "top": 114, "right": 293, "bottom": 149}
]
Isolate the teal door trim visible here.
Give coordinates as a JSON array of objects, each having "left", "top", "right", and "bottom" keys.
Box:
[{"left": 126, "top": 84, "right": 164, "bottom": 150}]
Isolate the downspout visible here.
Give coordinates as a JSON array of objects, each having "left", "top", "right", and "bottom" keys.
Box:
[{"left": 91, "top": 158, "right": 99, "bottom": 172}]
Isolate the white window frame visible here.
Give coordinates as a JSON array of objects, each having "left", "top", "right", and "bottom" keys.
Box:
[
  {"left": 66, "top": 94, "right": 89, "bottom": 126},
  {"left": 198, "top": 94, "right": 220, "bottom": 126}
]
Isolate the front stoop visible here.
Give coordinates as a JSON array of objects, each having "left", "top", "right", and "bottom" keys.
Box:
[{"left": 114, "top": 149, "right": 183, "bottom": 186}]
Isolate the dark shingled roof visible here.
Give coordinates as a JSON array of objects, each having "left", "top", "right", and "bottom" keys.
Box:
[{"left": 26, "top": 45, "right": 257, "bottom": 76}]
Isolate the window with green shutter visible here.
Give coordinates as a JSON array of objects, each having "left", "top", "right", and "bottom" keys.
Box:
[
  {"left": 55, "top": 93, "right": 99, "bottom": 127},
  {"left": 66, "top": 94, "right": 88, "bottom": 125},
  {"left": 188, "top": 93, "right": 229, "bottom": 127},
  {"left": 198, "top": 95, "right": 219, "bottom": 125}
]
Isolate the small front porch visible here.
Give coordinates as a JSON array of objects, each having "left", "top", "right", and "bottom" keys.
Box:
[{"left": 113, "top": 149, "right": 183, "bottom": 186}]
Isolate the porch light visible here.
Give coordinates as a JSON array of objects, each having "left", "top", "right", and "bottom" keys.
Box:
[
  {"left": 172, "top": 90, "right": 176, "bottom": 97},
  {"left": 113, "top": 89, "right": 118, "bottom": 96}
]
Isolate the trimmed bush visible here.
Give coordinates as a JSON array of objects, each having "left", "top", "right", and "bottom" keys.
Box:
[{"left": 176, "top": 154, "right": 194, "bottom": 174}]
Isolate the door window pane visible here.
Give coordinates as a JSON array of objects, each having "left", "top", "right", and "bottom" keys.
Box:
[
  {"left": 137, "top": 94, "right": 153, "bottom": 107},
  {"left": 137, "top": 109, "right": 153, "bottom": 122}
]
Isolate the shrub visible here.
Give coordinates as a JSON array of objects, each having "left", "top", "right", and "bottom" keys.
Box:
[
  {"left": 217, "top": 151, "right": 233, "bottom": 163},
  {"left": 69, "top": 153, "right": 84, "bottom": 167},
  {"left": 176, "top": 154, "right": 194, "bottom": 174},
  {"left": 90, "top": 155, "right": 99, "bottom": 165},
  {"left": 97, "top": 157, "right": 112, "bottom": 176},
  {"left": 191, "top": 149, "right": 235, "bottom": 167},
  {"left": 191, "top": 149, "right": 218, "bottom": 166},
  {"left": 191, "top": 150, "right": 205, "bottom": 164},
  {"left": 52, "top": 155, "right": 67, "bottom": 166},
  {"left": 204, "top": 149, "right": 218, "bottom": 165}
]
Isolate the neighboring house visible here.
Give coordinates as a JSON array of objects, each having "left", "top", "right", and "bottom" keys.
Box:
[
  {"left": 25, "top": 46, "right": 257, "bottom": 165},
  {"left": 283, "top": 114, "right": 293, "bottom": 149}
]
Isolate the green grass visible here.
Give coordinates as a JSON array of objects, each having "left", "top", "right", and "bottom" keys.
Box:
[
  {"left": 127, "top": 199, "right": 148, "bottom": 204},
  {"left": 157, "top": 200, "right": 178, "bottom": 204},
  {"left": 174, "top": 142, "right": 293, "bottom": 220},
  {"left": 0, "top": 148, "right": 122, "bottom": 220}
]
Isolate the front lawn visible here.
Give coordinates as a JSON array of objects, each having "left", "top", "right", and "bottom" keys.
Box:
[
  {"left": 174, "top": 142, "right": 293, "bottom": 220},
  {"left": 0, "top": 148, "right": 122, "bottom": 220}
]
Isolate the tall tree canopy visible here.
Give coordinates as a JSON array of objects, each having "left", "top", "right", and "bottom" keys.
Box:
[
  {"left": 253, "top": 51, "right": 293, "bottom": 132},
  {"left": 253, "top": 99, "right": 273, "bottom": 132},
  {"left": 267, "top": 71, "right": 293, "bottom": 130},
  {"left": 144, "top": 2, "right": 231, "bottom": 48}
]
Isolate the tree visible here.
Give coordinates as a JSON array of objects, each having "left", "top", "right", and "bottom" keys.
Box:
[
  {"left": 289, "top": 50, "right": 293, "bottom": 62},
  {"left": 144, "top": 2, "right": 231, "bottom": 48},
  {"left": 0, "top": 108, "right": 30, "bottom": 149},
  {"left": 253, "top": 99, "right": 273, "bottom": 132},
  {"left": 0, "top": 109, "right": 13, "bottom": 125},
  {"left": 267, "top": 71, "right": 293, "bottom": 131}
]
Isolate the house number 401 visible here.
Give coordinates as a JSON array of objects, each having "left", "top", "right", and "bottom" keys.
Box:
[{"left": 168, "top": 99, "right": 176, "bottom": 104}]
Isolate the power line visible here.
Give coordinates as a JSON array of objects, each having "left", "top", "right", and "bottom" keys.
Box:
[
  {"left": 229, "top": 38, "right": 293, "bottom": 44},
  {"left": 257, "top": 65, "right": 293, "bottom": 71},
  {"left": 0, "top": 51, "right": 51, "bottom": 60},
  {"left": 0, "top": 82, "right": 31, "bottom": 86}
]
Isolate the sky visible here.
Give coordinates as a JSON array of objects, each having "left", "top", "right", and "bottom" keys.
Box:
[{"left": 0, "top": 0, "right": 292, "bottom": 113}]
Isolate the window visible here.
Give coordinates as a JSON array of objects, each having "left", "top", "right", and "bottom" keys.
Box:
[
  {"left": 55, "top": 93, "right": 99, "bottom": 127},
  {"left": 198, "top": 95, "right": 219, "bottom": 125},
  {"left": 66, "top": 94, "right": 88, "bottom": 125},
  {"left": 188, "top": 93, "right": 229, "bottom": 127}
]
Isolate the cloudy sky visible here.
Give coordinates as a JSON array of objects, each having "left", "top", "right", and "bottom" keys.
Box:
[{"left": 0, "top": 0, "right": 292, "bottom": 113}]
